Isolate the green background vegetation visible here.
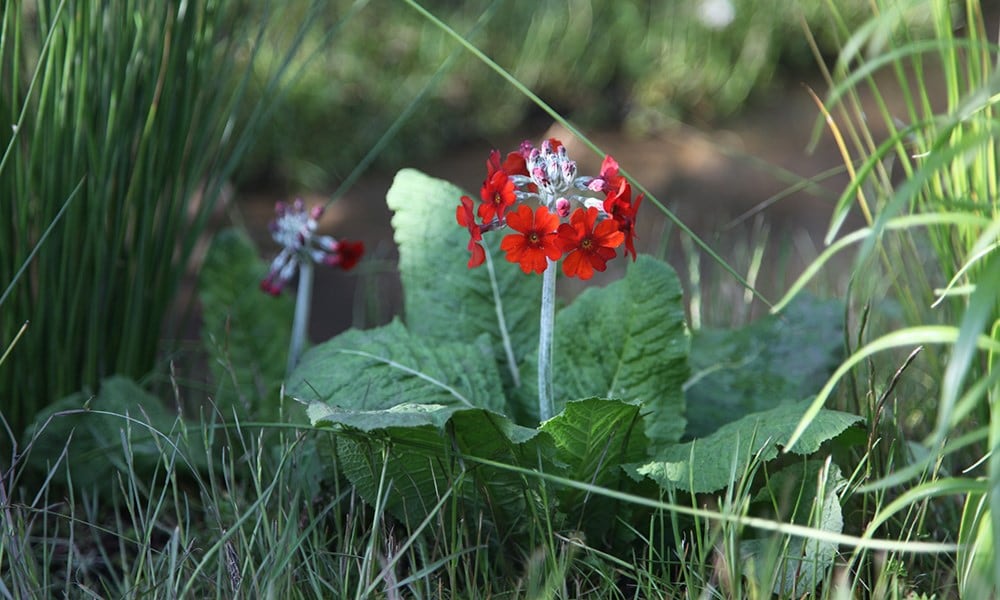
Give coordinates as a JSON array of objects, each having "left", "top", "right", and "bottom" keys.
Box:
[{"left": 239, "top": 0, "right": 887, "bottom": 189}]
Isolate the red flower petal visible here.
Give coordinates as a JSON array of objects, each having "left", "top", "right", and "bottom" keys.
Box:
[
  {"left": 603, "top": 181, "right": 641, "bottom": 261},
  {"left": 501, "top": 204, "right": 561, "bottom": 274},
  {"left": 335, "top": 241, "right": 365, "bottom": 271},
  {"left": 557, "top": 207, "right": 624, "bottom": 279},
  {"left": 561, "top": 246, "right": 592, "bottom": 279},
  {"left": 477, "top": 170, "right": 517, "bottom": 223},
  {"left": 457, "top": 195, "right": 486, "bottom": 268},
  {"left": 468, "top": 240, "right": 485, "bottom": 268},
  {"left": 487, "top": 148, "right": 529, "bottom": 179},
  {"left": 486, "top": 149, "right": 503, "bottom": 177},
  {"left": 502, "top": 151, "right": 528, "bottom": 177},
  {"left": 457, "top": 196, "right": 478, "bottom": 233}
]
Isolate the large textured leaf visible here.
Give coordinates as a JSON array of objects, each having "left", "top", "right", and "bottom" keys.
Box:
[
  {"left": 287, "top": 320, "right": 505, "bottom": 414},
  {"left": 633, "top": 399, "right": 862, "bottom": 493},
  {"left": 24, "top": 376, "right": 207, "bottom": 492},
  {"left": 386, "top": 169, "right": 541, "bottom": 406},
  {"left": 685, "top": 295, "right": 843, "bottom": 438},
  {"left": 308, "top": 401, "right": 460, "bottom": 432},
  {"left": 309, "top": 402, "right": 557, "bottom": 530},
  {"left": 198, "top": 228, "right": 293, "bottom": 415},
  {"left": 742, "top": 462, "right": 845, "bottom": 596},
  {"left": 541, "top": 398, "right": 647, "bottom": 483},
  {"left": 545, "top": 255, "right": 689, "bottom": 449},
  {"left": 540, "top": 398, "right": 648, "bottom": 540}
]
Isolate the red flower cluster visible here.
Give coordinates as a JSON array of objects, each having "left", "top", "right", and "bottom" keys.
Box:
[
  {"left": 588, "top": 155, "right": 643, "bottom": 260},
  {"left": 260, "top": 199, "right": 365, "bottom": 296},
  {"left": 455, "top": 140, "right": 641, "bottom": 279}
]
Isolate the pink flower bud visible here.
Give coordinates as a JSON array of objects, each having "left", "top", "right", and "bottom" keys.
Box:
[{"left": 556, "top": 198, "right": 571, "bottom": 218}]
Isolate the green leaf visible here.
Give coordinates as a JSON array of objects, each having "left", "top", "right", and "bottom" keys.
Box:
[
  {"left": 446, "top": 409, "right": 560, "bottom": 523},
  {"left": 540, "top": 397, "right": 647, "bottom": 540},
  {"left": 541, "top": 398, "right": 647, "bottom": 482},
  {"left": 310, "top": 404, "right": 556, "bottom": 530},
  {"left": 633, "top": 399, "right": 862, "bottom": 493},
  {"left": 287, "top": 319, "right": 506, "bottom": 414},
  {"left": 198, "top": 228, "right": 294, "bottom": 416},
  {"left": 548, "top": 255, "right": 689, "bottom": 449},
  {"left": 742, "top": 462, "right": 846, "bottom": 596},
  {"left": 334, "top": 424, "right": 461, "bottom": 526},
  {"left": 685, "top": 295, "right": 844, "bottom": 439},
  {"left": 386, "top": 168, "right": 541, "bottom": 406},
  {"left": 23, "top": 376, "right": 207, "bottom": 493},
  {"left": 307, "top": 401, "right": 458, "bottom": 431}
]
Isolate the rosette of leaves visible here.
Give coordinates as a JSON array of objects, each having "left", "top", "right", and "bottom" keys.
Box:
[{"left": 288, "top": 169, "right": 862, "bottom": 566}]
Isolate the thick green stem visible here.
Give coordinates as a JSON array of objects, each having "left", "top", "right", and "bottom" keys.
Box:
[
  {"left": 538, "top": 258, "right": 556, "bottom": 421},
  {"left": 288, "top": 261, "right": 313, "bottom": 374}
]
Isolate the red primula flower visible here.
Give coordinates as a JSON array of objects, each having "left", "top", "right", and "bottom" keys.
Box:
[
  {"left": 557, "top": 207, "right": 624, "bottom": 280},
  {"left": 477, "top": 169, "right": 517, "bottom": 223},
  {"left": 487, "top": 148, "right": 529, "bottom": 178},
  {"left": 260, "top": 277, "right": 283, "bottom": 296},
  {"left": 486, "top": 146, "right": 533, "bottom": 194},
  {"left": 328, "top": 240, "right": 365, "bottom": 270},
  {"left": 457, "top": 195, "right": 486, "bottom": 268},
  {"left": 500, "top": 204, "right": 562, "bottom": 274},
  {"left": 261, "top": 199, "right": 365, "bottom": 296},
  {"left": 603, "top": 179, "right": 642, "bottom": 261},
  {"left": 588, "top": 155, "right": 624, "bottom": 194}
]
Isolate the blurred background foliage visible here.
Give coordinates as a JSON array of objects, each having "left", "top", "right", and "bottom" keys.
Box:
[
  {"left": 236, "top": 0, "right": 927, "bottom": 189},
  {"left": 0, "top": 0, "right": 319, "bottom": 438}
]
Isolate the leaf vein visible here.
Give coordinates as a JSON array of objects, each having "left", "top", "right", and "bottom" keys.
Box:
[{"left": 336, "top": 349, "right": 475, "bottom": 407}]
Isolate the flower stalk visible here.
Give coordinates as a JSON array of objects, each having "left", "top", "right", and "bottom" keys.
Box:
[
  {"left": 288, "top": 260, "right": 313, "bottom": 373},
  {"left": 260, "top": 199, "right": 364, "bottom": 375},
  {"left": 538, "top": 258, "right": 557, "bottom": 421}
]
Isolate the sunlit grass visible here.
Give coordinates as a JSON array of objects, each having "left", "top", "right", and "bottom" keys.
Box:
[{"left": 786, "top": 0, "right": 1000, "bottom": 594}]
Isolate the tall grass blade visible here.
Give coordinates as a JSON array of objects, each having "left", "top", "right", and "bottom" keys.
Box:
[{"left": 0, "top": 1, "right": 328, "bottom": 437}]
